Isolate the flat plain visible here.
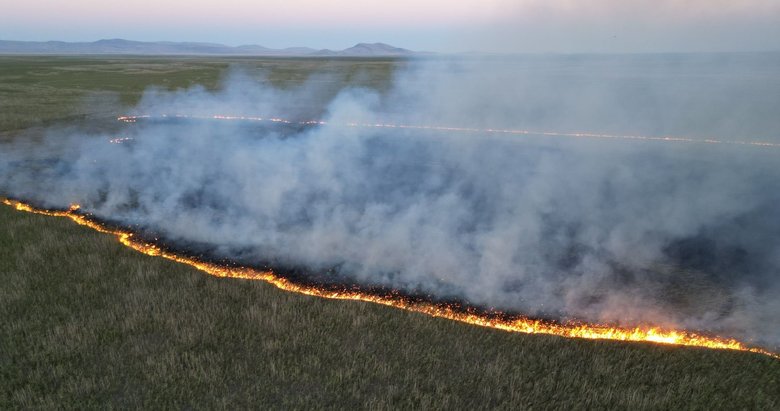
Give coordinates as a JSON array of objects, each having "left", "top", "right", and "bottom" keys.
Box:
[{"left": 1, "top": 56, "right": 778, "bottom": 409}]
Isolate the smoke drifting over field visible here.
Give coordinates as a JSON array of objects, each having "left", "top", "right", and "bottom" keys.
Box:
[{"left": 3, "top": 54, "right": 780, "bottom": 346}]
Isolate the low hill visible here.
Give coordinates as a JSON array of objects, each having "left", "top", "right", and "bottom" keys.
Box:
[{"left": 312, "top": 42, "right": 414, "bottom": 57}]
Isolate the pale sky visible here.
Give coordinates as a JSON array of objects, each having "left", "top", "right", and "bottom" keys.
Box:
[{"left": 1, "top": 0, "right": 779, "bottom": 52}]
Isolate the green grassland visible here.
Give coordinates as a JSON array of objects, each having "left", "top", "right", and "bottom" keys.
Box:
[
  {"left": 0, "top": 56, "right": 396, "bottom": 135},
  {"left": 1, "top": 56, "right": 779, "bottom": 409}
]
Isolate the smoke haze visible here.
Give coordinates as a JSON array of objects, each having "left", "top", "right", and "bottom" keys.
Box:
[{"left": 2, "top": 54, "right": 780, "bottom": 346}]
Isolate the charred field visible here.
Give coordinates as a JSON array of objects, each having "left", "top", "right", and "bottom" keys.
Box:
[{"left": 1, "top": 56, "right": 779, "bottom": 409}]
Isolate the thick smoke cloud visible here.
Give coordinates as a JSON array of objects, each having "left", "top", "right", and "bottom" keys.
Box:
[{"left": 2, "top": 55, "right": 780, "bottom": 346}]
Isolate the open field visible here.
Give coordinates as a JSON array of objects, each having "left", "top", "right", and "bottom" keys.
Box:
[
  {"left": 0, "top": 56, "right": 397, "bottom": 135},
  {"left": 1, "top": 57, "right": 779, "bottom": 409}
]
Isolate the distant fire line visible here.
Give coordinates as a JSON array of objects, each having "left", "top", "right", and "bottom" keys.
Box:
[
  {"left": 115, "top": 114, "right": 780, "bottom": 148},
  {"left": 3, "top": 198, "right": 778, "bottom": 359}
]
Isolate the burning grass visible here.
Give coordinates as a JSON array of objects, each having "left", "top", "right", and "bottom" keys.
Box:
[
  {"left": 2, "top": 55, "right": 779, "bottom": 408},
  {"left": 1, "top": 194, "right": 779, "bottom": 409},
  {"left": 3, "top": 198, "right": 778, "bottom": 360}
]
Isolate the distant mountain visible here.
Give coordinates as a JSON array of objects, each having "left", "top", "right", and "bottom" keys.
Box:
[
  {"left": 341, "top": 43, "right": 412, "bottom": 56},
  {"left": 0, "top": 39, "right": 420, "bottom": 57},
  {"left": 311, "top": 43, "right": 414, "bottom": 57}
]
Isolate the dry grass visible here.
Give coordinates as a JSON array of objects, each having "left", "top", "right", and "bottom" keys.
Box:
[
  {"left": 0, "top": 56, "right": 398, "bottom": 134},
  {"left": 1, "top": 201, "right": 779, "bottom": 409},
  {"left": 1, "top": 56, "right": 778, "bottom": 409}
]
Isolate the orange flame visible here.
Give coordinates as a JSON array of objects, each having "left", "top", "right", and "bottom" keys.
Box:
[
  {"left": 3, "top": 198, "right": 777, "bottom": 359},
  {"left": 117, "top": 114, "right": 780, "bottom": 148}
]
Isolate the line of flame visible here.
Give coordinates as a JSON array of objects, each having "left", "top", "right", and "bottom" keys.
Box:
[
  {"left": 116, "top": 114, "right": 780, "bottom": 148},
  {"left": 3, "top": 198, "right": 777, "bottom": 359}
]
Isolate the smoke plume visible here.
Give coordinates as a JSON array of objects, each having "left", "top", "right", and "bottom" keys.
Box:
[{"left": 2, "top": 54, "right": 780, "bottom": 346}]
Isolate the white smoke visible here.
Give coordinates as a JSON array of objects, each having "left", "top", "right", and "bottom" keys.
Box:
[{"left": 2, "top": 55, "right": 780, "bottom": 346}]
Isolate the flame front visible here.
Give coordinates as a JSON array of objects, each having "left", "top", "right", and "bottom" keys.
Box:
[
  {"left": 3, "top": 198, "right": 777, "bottom": 359},
  {"left": 117, "top": 114, "right": 780, "bottom": 148}
]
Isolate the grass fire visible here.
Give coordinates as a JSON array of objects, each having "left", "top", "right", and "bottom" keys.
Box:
[
  {"left": 117, "top": 114, "right": 780, "bottom": 148},
  {"left": 1, "top": 55, "right": 779, "bottom": 408},
  {"left": 3, "top": 198, "right": 777, "bottom": 359}
]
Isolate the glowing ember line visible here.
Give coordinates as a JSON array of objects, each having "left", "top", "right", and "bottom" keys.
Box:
[
  {"left": 3, "top": 198, "right": 777, "bottom": 359},
  {"left": 117, "top": 114, "right": 780, "bottom": 148},
  {"left": 108, "top": 136, "right": 133, "bottom": 144}
]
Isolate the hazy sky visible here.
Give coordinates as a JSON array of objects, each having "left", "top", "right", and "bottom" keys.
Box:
[{"left": 1, "top": 0, "right": 779, "bottom": 52}]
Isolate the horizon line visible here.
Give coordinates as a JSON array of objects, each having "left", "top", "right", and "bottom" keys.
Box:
[{"left": 1, "top": 38, "right": 779, "bottom": 56}]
